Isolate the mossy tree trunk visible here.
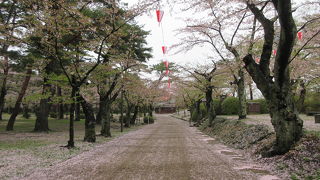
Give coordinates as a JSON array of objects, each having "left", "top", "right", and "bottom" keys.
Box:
[
  {"left": 130, "top": 105, "right": 139, "bottom": 125},
  {"left": 96, "top": 100, "right": 103, "bottom": 125},
  {"left": 6, "top": 67, "right": 32, "bottom": 130},
  {"left": 75, "top": 91, "right": 81, "bottom": 121},
  {"left": 244, "top": 0, "right": 303, "bottom": 155},
  {"left": 125, "top": 100, "right": 133, "bottom": 128},
  {"left": 100, "top": 100, "right": 111, "bottom": 137},
  {"left": 80, "top": 96, "right": 96, "bottom": 142},
  {"left": 57, "top": 86, "right": 64, "bottom": 119},
  {"left": 237, "top": 69, "right": 247, "bottom": 119},
  {"left": 0, "top": 56, "right": 9, "bottom": 121},
  {"left": 34, "top": 77, "right": 52, "bottom": 132}
]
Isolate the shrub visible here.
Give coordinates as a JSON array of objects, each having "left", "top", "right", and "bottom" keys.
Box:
[
  {"left": 191, "top": 110, "right": 199, "bottom": 122},
  {"left": 304, "top": 93, "right": 320, "bottom": 112},
  {"left": 200, "top": 103, "right": 207, "bottom": 119},
  {"left": 149, "top": 116, "right": 154, "bottom": 124},
  {"left": 143, "top": 116, "right": 154, "bottom": 124},
  {"left": 213, "top": 99, "right": 221, "bottom": 115},
  {"left": 221, "top": 97, "right": 239, "bottom": 115}
]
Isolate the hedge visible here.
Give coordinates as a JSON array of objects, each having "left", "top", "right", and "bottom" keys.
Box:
[{"left": 221, "top": 97, "right": 239, "bottom": 115}]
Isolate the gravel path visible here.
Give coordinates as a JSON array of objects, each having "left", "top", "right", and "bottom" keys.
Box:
[{"left": 23, "top": 114, "right": 279, "bottom": 180}]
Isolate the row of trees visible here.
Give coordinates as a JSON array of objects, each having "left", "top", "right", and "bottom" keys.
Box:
[
  {"left": 0, "top": 0, "right": 164, "bottom": 148},
  {"left": 172, "top": 0, "right": 320, "bottom": 155}
]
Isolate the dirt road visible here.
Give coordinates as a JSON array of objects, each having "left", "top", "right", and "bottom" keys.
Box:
[{"left": 23, "top": 114, "right": 279, "bottom": 180}]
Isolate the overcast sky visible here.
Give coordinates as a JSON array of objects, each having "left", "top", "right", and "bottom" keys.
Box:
[
  {"left": 123, "top": 0, "right": 213, "bottom": 68},
  {"left": 123, "top": 0, "right": 310, "bottom": 70}
]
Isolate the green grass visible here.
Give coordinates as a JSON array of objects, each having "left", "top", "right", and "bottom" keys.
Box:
[
  {"left": 0, "top": 113, "right": 145, "bottom": 150},
  {"left": 0, "top": 113, "right": 85, "bottom": 133},
  {"left": 305, "top": 130, "right": 320, "bottom": 138},
  {"left": 0, "top": 139, "right": 50, "bottom": 150}
]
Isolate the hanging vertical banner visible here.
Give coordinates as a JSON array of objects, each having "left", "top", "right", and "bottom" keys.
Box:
[
  {"left": 273, "top": 49, "right": 277, "bottom": 55},
  {"left": 297, "top": 32, "right": 303, "bottom": 40},
  {"left": 165, "top": 69, "right": 169, "bottom": 75},
  {"left": 168, "top": 78, "right": 171, "bottom": 88},
  {"left": 162, "top": 46, "right": 167, "bottom": 54},
  {"left": 163, "top": 60, "right": 169, "bottom": 69},
  {"left": 156, "top": 10, "right": 164, "bottom": 23}
]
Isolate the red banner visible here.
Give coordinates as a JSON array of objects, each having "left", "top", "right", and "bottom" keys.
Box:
[
  {"left": 162, "top": 46, "right": 167, "bottom": 54},
  {"left": 297, "top": 32, "right": 303, "bottom": 40},
  {"left": 156, "top": 10, "right": 164, "bottom": 23}
]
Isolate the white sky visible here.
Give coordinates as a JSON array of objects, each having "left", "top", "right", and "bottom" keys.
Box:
[
  {"left": 123, "top": 0, "right": 308, "bottom": 69},
  {"left": 123, "top": 0, "right": 213, "bottom": 68}
]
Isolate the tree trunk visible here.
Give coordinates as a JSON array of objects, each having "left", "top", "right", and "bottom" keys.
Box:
[
  {"left": 130, "top": 105, "right": 139, "bottom": 125},
  {"left": 148, "top": 104, "right": 153, "bottom": 117},
  {"left": 34, "top": 77, "right": 51, "bottom": 132},
  {"left": 80, "top": 96, "right": 96, "bottom": 142},
  {"left": 74, "top": 92, "right": 81, "bottom": 121},
  {"left": 237, "top": 69, "right": 247, "bottom": 119},
  {"left": 6, "top": 67, "right": 32, "bottom": 131},
  {"left": 205, "top": 88, "right": 216, "bottom": 127},
  {"left": 67, "top": 86, "right": 77, "bottom": 148},
  {"left": 57, "top": 86, "right": 64, "bottom": 119},
  {"left": 100, "top": 100, "right": 111, "bottom": 137},
  {"left": 125, "top": 103, "right": 133, "bottom": 128},
  {"left": 96, "top": 100, "right": 103, "bottom": 125},
  {"left": 269, "top": 98, "right": 303, "bottom": 155},
  {"left": 297, "top": 81, "right": 306, "bottom": 113},
  {"left": 120, "top": 91, "right": 124, "bottom": 132},
  {"left": 0, "top": 56, "right": 9, "bottom": 121},
  {"left": 248, "top": 81, "right": 254, "bottom": 100}
]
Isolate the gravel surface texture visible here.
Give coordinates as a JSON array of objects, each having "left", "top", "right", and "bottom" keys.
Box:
[{"left": 23, "top": 114, "right": 279, "bottom": 180}]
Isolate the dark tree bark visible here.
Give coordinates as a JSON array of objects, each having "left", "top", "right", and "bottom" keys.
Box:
[
  {"left": 148, "top": 104, "right": 153, "bottom": 117},
  {"left": 6, "top": 67, "right": 32, "bottom": 131},
  {"left": 119, "top": 90, "right": 124, "bottom": 132},
  {"left": 34, "top": 77, "right": 52, "bottom": 132},
  {"left": 248, "top": 81, "right": 254, "bottom": 100},
  {"left": 67, "top": 85, "right": 77, "bottom": 148},
  {"left": 57, "top": 86, "right": 64, "bottom": 119},
  {"left": 130, "top": 105, "right": 139, "bottom": 125},
  {"left": 0, "top": 56, "right": 9, "bottom": 121},
  {"left": 96, "top": 100, "right": 103, "bottom": 124},
  {"left": 100, "top": 100, "right": 111, "bottom": 137},
  {"left": 79, "top": 96, "right": 96, "bottom": 142},
  {"left": 296, "top": 80, "right": 306, "bottom": 113},
  {"left": 237, "top": 69, "right": 247, "bottom": 119},
  {"left": 193, "top": 99, "right": 201, "bottom": 127},
  {"left": 75, "top": 91, "right": 81, "bottom": 121},
  {"left": 244, "top": 0, "right": 303, "bottom": 155},
  {"left": 125, "top": 101, "right": 133, "bottom": 128}
]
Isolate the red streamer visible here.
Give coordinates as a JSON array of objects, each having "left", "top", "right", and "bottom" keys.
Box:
[
  {"left": 162, "top": 46, "right": 167, "bottom": 54},
  {"left": 168, "top": 78, "right": 171, "bottom": 88},
  {"left": 163, "top": 61, "right": 169, "bottom": 69},
  {"left": 297, "top": 32, "right": 303, "bottom": 40},
  {"left": 156, "top": 10, "right": 164, "bottom": 23},
  {"left": 273, "top": 49, "right": 277, "bottom": 55}
]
